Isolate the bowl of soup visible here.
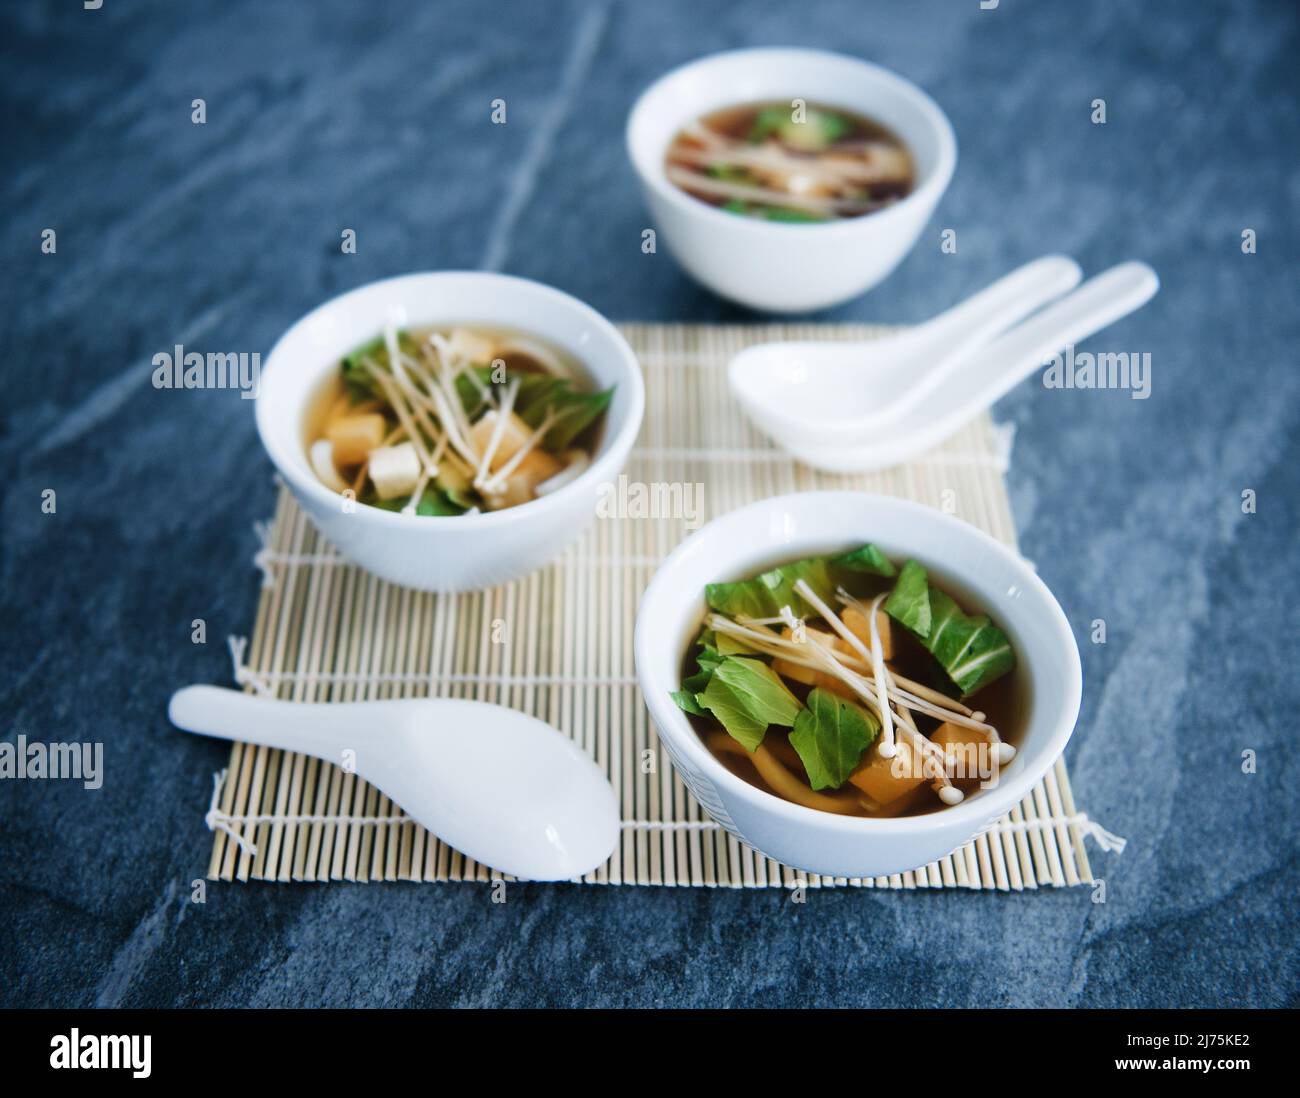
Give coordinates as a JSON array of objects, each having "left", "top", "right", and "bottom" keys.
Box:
[
  {"left": 256, "top": 272, "right": 645, "bottom": 591},
  {"left": 626, "top": 49, "right": 957, "bottom": 312},
  {"left": 634, "top": 492, "right": 1081, "bottom": 879}
]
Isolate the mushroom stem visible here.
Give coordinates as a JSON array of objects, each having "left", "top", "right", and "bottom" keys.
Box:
[{"left": 792, "top": 580, "right": 895, "bottom": 757}]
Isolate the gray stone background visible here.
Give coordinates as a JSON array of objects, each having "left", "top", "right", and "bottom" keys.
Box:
[{"left": 1, "top": 0, "right": 1296, "bottom": 1007}]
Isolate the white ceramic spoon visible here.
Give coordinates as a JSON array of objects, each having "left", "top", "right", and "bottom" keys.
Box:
[
  {"left": 775, "top": 261, "right": 1159, "bottom": 473},
  {"left": 729, "top": 255, "right": 1084, "bottom": 449},
  {"left": 169, "top": 685, "right": 619, "bottom": 880}
]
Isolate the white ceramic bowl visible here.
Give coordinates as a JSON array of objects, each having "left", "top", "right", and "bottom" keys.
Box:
[
  {"left": 634, "top": 492, "right": 1081, "bottom": 879},
  {"left": 626, "top": 49, "right": 957, "bottom": 313},
  {"left": 256, "top": 272, "right": 645, "bottom": 592}
]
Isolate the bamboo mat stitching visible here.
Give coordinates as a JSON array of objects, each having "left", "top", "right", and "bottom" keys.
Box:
[{"left": 203, "top": 765, "right": 1126, "bottom": 862}]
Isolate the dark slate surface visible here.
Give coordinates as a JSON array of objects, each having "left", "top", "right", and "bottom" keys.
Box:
[{"left": 2, "top": 0, "right": 1296, "bottom": 1008}]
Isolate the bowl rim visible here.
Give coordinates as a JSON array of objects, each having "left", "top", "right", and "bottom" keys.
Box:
[
  {"left": 634, "top": 491, "right": 1083, "bottom": 837},
  {"left": 254, "top": 270, "right": 646, "bottom": 530},
  {"left": 625, "top": 47, "right": 958, "bottom": 237}
]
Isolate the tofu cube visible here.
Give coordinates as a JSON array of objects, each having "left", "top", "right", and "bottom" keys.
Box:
[
  {"left": 448, "top": 328, "right": 497, "bottom": 365},
  {"left": 849, "top": 738, "right": 927, "bottom": 805},
  {"left": 482, "top": 449, "right": 562, "bottom": 510},
  {"left": 437, "top": 461, "right": 472, "bottom": 500},
  {"left": 813, "top": 672, "right": 857, "bottom": 700},
  {"left": 772, "top": 656, "right": 818, "bottom": 687},
  {"left": 780, "top": 624, "right": 834, "bottom": 647},
  {"left": 775, "top": 625, "right": 856, "bottom": 698},
  {"left": 841, "top": 605, "right": 892, "bottom": 660},
  {"left": 468, "top": 410, "right": 534, "bottom": 473},
  {"left": 326, "top": 413, "right": 387, "bottom": 466},
  {"left": 930, "top": 722, "right": 990, "bottom": 778},
  {"left": 367, "top": 441, "right": 422, "bottom": 500}
]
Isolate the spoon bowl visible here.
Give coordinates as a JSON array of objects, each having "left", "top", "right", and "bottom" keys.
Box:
[
  {"left": 734, "top": 261, "right": 1159, "bottom": 473},
  {"left": 169, "top": 685, "right": 620, "bottom": 881}
]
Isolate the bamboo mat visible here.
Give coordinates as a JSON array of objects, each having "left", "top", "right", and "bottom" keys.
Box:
[{"left": 204, "top": 322, "right": 1123, "bottom": 889}]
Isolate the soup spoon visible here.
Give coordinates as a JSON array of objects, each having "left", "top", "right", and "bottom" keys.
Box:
[
  {"left": 729, "top": 255, "right": 1084, "bottom": 448},
  {"left": 169, "top": 685, "right": 619, "bottom": 880},
  {"left": 761, "top": 261, "right": 1159, "bottom": 473}
]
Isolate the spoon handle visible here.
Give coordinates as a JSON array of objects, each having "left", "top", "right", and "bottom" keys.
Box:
[
  {"left": 914, "top": 254, "right": 1084, "bottom": 354},
  {"left": 169, "top": 685, "right": 366, "bottom": 761},
  {"left": 967, "top": 261, "right": 1160, "bottom": 399},
  {"left": 861, "top": 255, "right": 1084, "bottom": 428}
]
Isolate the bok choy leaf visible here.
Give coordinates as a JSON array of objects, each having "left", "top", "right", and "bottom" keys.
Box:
[
  {"left": 924, "top": 588, "right": 1016, "bottom": 697},
  {"left": 789, "top": 687, "right": 880, "bottom": 790},
  {"left": 883, "top": 558, "right": 931, "bottom": 637},
  {"left": 884, "top": 559, "right": 1015, "bottom": 697},
  {"left": 693, "top": 656, "right": 802, "bottom": 751},
  {"left": 704, "top": 544, "right": 895, "bottom": 619},
  {"left": 456, "top": 364, "right": 614, "bottom": 452},
  {"left": 670, "top": 633, "right": 723, "bottom": 715}
]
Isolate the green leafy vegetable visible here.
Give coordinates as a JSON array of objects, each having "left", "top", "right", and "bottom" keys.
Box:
[
  {"left": 704, "top": 543, "right": 895, "bottom": 619},
  {"left": 682, "top": 666, "right": 713, "bottom": 692},
  {"left": 706, "top": 164, "right": 750, "bottom": 183},
  {"left": 342, "top": 335, "right": 385, "bottom": 372},
  {"left": 883, "top": 559, "right": 1015, "bottom": 697},
  {"left": 705, "top": 555, "right": 836, "bottom": 619},
  {"left": 694, "top": 633, "right": 724, "bottom": 670},
  {"left": 749, "top": 106, "right": 851, "bottom": 151},
  {"left": 432, "top": 463, "right": 477, "bottom": 511},
  {"left": 509, "top": 372, "right": 568, "bottom": 417},
  {"left": 789, "top": 688, "right": 880, "bottom": 790},
  {"left": 671, "top": 634, "right": 723, "bottom": 716},
  {"left": 716, "top": 200, "right": 830, "bottom": 223},
  {"left": 923, "top": 589, "right": 1015, "bottom": 697},
  {"left": 456, "top": 364, "right": 613, "bottom": 452},
  {"left": 369, "top": 485, "right": 465, "bottom": 517},
  {"left": 341, "top": 332, "right": 418, "bottom": 403},
  {"left": 415, "top": 487, "right": 466, "bottom": 517},
  {"left": 454, "top": 368, "right": 490, "bottom": 415},
  {"left": 438, "top": 479, "right": 476, "bottom": 512},
  {"left": 806, "top": 108, "right": 851, "bottom": 145},
  {"left": 670, "top": 688, "right": 708, "bottom": 716},
  {"left": 694, "top": 656, "right": 802, "bottom": 751},
  {"left": 884, "top": 559, "right": 932, "bottom": 637},
  {"left": 670, "top": 658, "right": 714, "bottom": 714},
  {"left": 526, "top": 387, "right": 614, "bottom": 451},
  {"left": 715, "top": 631, "right": 758, "bottom": 657},
  {"left": 748, "top": 106, "right": 791, "bottom": 143},
  {"left": 833, "top": 544, "right": 897, "bottom": 578},
  {"left": 456, "top": 366, "right": 554, "bottom": 418},
  {"left": 754, "top": 205, "right": 828, "bottom": 223}
]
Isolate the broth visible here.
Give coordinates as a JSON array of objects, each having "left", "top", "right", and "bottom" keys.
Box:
[{"left": 665, "top": 99, "right": 914, "bottom": 222}]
